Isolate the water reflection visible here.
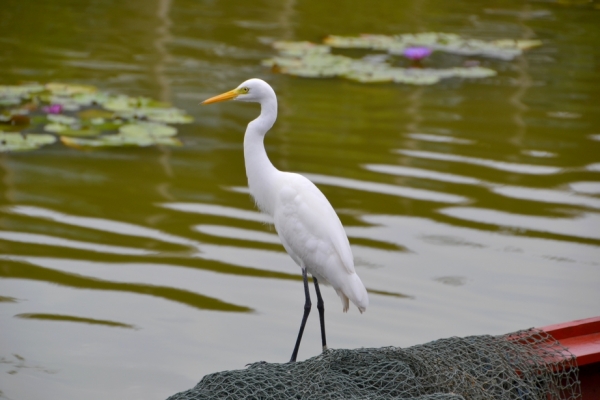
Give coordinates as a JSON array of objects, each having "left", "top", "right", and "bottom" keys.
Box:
[
  {"left": 490, "top": 186, "right": 600, "bottom": 210},
  {"left": 7, "top": 205, "right": 200, "bottom": 249},
  {"left": 15, "top": 313, "right": 138, "bottom": 329},
  {"left": 364, "top": 164, "right": 482, "bottom": 185},
  {"left": 304, "top": 173, "right": 469, "bottom": 203},
  {"left": 0, "top": 231, "right": 153, "bottom": 255},
  {"left": 0, "top": 256, "right": 252, "bottom": 312},
  {"left": 159, "top": 202, "right": 272, "bottom": 223},
  {"left": 396, "top": 149, "right": 562, "bottom": 175},
  {"left": 193, "top": 225, "right": 280, "bottom": 244},
  {"left": 439, "top": 207, "right": 600, "bottom": 240},
  {"left": 406, "top": 133, "right": 473, "bottom": 145},
  {"left": 1, "top": 1, "right": 599, "bottom": 399},
  {"left": 569, "top": 181, "right": 600, "bottom": 195},
  {"left": 365, "top": 163, "right": 600, "bottom": 210}
]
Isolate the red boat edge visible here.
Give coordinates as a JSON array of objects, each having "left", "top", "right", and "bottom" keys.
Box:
[{"left": 539, "top": 316, "right": 600, "bottom": 400}]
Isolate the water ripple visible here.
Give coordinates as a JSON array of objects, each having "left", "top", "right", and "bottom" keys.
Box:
[
  {"left": 396, "top": 150, "right": 562, "bottom": 175},
  {"left": 586, "top": 163, "right": 600, "bottom": 172},
  {"left": 15, "top": 313, "right": 138, "bottom": 329},
  {"left": 363, "top": 164, "right": 482, "bottom": 185},
  {"left": 193, "top": 225, "right": 280, "bottom": 244},
  {"left": 5, "top": 206, "right": 200, "bottom": 249},
  {"left": 406, "top": 133, "right": 473, "bottom": 144},
  {"left": 0, "top": 231, "right": 152, "bottom": 256},
  {"left": 365, "top": 164, "right": 600, "bottom": 210},
  {"left": 438, "top": 207, "right": 600, "bottom": 240},
  {"left": 569, "top": 182, "right": 600, "bottom": 195},
  {"left": 491, "top": 186, "right": 600, "bottom": 210},
  {"left": 159, "top": 202, "right": 271, "bottom": 223},
  {"left": 303, "top": 173, "right": 468, "bottom": 204},
  {"left": 0, "top": 256, "right": 251, "bottom": 313}
]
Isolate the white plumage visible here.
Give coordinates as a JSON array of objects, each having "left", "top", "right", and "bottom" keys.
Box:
[
  {"left": 203, "top": 78, "right": 368, "bottom": 360},
  {"left": 273, "top": 174, "right": 367, "bottom": 312}
]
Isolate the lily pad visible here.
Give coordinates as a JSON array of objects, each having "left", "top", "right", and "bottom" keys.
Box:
[
  {"left": 47, "top": 114, "right": 78, "bottom": 125},
  {"left": 0, "top": 96, "right": 23, "bottom": 107},
  {"left": 140, "top": 108, "right": 194, "bottom": 124},
  {"left": 343, "top": 69, "right": 395, "bottom": 83},
  {"left": 0, "top": 131, "right": 56, "bottom": 152},
  {"left": 119, "top": 122, "right": 177, "bottom": 137},
  {"left": 272, "top": 41, "right": 330, "bottom": 57},
  {"left": 263, "top": 32, "right": 517, "bottom": 85},
  {"left": 0, "top": 84, "right": 45, "bottom": 100},
  {"left": 103, "top": 96, "right": 134, "bottom": 112},
  {"left": 1, "top": 82, "right": 193, "bottom": 152},
  {"left": 264, "top": 44, "right": 498, "bottom": 85},
  {"left": 71, "top": 92, "right": 111, "bottom": 107},
  {"left": 45, "top": 82, "right": 97, "bottom": 96},
  {"left": 321, "top": 32, "right": 541, "bottom": 60},
  {"left": 44, "top": 123, "right": 69, "bottom": 133},
  {"left": 61, "top": 133, "right": 182, "bottom": 149}
]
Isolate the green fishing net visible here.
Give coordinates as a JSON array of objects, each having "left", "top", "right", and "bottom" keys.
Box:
[{"left": 167, "top": 328, "right": 580, "bottom": 400}]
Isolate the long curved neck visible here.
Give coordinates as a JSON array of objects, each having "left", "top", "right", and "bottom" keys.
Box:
[{"left": 243, "top": 95, "right": 279, "bottom": 216}]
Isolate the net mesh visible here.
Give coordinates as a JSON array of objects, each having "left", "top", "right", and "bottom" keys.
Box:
[{"left": 167, "top": 328, "right": 580, "bottom": 400}]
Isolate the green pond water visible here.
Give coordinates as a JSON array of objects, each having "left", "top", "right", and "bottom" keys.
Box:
[{"left": 1, "top": 0, "right": 599, "bottom": 399}]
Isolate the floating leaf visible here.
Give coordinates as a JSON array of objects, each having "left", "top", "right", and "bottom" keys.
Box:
[
  {"left": 47, "top": 114, "right": 77, "bottom": 125},
  {"left": 119, "top": 122, "right": 177, "bottom": 137},
  {"left": 272, "top": 41, "right": 330, "bottom": 57},
  {"left": 0, "top": 131, "right": 56, "bottom": 152},
  {"left": 136, "top": 97, "right": 171, "bottom": 109},
  {"left": 343, "top": 69, "right": 395, "bottom": 83},
  {"left": 0, "top": 84, "right": 45, "bottom": 100},
  {"left": 451, "top": 66, "right": 497, "bottom": 78},
  {"left": 45, "top": 83, "right": 97, "bottom": 96},
  {"left": 1, "top": 82, "right": 193, "bottom": 151},
  {"left": 71, "top": 92, "right": 111, "bottom": 107},
  {"left": 60, "top": 133, "right": 181, "bottom": 149},
  {"left": 324, "top": 35, "right": 395, "bottom": 50},
  {"left": 516, "top": 40, "right": 543, "bottom": 50},
  {"left": 103, "top": 96, "right": 134, "bottom": 112},
  {"left": 262, "top": 57, "right": 304, "bottom": 69},
  {"left": 264, "top": 33, "right": 513, "bottom": 85},
  {"left": 44, "top": 123, "right": 69, "bottom": 133},
  {"left": 0, "top": 97, "right": 22, "bottom": 107},
  {"left": 141, "top": 108, "right": 194, "bottom": 124}
]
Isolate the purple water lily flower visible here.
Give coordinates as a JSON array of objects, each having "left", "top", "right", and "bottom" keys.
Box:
[
  {"left": 403, "top": 46, "right": 432, "bottom": 61},
  {"left": 42, "top": 104, "right": 63, "bottom": 114}
]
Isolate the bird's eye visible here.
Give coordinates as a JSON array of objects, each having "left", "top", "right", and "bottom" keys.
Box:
[{"left": 241, "top": 87, "right": 249, "bottom": 93}]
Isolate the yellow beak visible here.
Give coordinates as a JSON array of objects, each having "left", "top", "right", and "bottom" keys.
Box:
[{"left": 202, "top": 88, "right": 240, "bottom": 105}]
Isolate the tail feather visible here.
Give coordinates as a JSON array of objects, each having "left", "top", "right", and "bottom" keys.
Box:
[
  {"left": 336, "top": 289, "right": 350, "bottom": 312},
  {"left": 337, "top": 273, "right": 368, "bottom": 313}
]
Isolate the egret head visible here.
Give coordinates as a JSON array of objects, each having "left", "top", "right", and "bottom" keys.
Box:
[{"left": 202, "top": 78, "right": 274, "bottom": 105}]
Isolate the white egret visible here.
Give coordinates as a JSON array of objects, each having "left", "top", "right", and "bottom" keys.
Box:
[{"left": 202, "top": 79, "right": 368, "bottom": 362}]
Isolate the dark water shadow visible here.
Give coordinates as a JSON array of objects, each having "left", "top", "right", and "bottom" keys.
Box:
[
  {"left": 15, "top": 313, "right": 138, "bottom": 329},
  {"left": 0, "top": 259, "right": 251, "bottom": 313},
  {"left": 367, "top": 288, "right": 414, "bottom": 299}
]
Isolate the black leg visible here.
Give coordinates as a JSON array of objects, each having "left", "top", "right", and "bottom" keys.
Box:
[
  {"left": 289, "top": 268, "right": 311, "bottom": 362},
  {"left": 313, "top": 276, "right": 327, "bottom": 351}
]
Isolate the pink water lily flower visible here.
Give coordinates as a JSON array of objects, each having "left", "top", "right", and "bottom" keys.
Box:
[
  {"left": 42, "top": 104, "right": 63, "bottom": 114},
  {"left": 403, "top": 46, "right": 433, "bottom": 61}
]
